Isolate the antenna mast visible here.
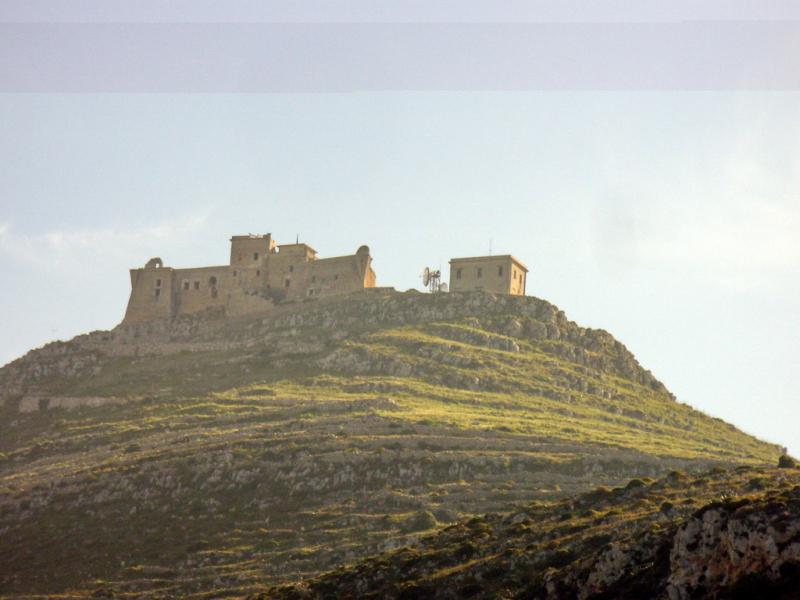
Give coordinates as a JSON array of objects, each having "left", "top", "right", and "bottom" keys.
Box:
[{"left": 421, "top": 266, "right": 443, "bottom": 293}]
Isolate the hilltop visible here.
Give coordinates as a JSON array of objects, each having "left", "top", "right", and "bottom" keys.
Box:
[{"left": 0, "top": 290, "right": 782, "bottom": 598}]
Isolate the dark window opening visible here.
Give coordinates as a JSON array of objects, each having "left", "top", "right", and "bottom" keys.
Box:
[
  {"left": 456, "top": 268, "right": 462, "bottom": 280},
  {"left": 285, "top": 279, "right": 291, "bottom": 288},
  {"left": 498, "top": 266, "right": 503, "bottom": 277},
  {"left": 154, "top": 288, "right": 161, "bottom": 298},
  {"left": 209, "top": 276, "right": 217, "bottom": 286},
  {"left": 289, "top": 265, "right": 294, "bottom": 273},
  {"left": 194, "top": 281, "right": 200, "bottom": 290},
  {"left": 183, "top": 281, "right": 189, "bottom": 290},
  {"left": 253, "top": 252, "right": 259, "bottom": 261},
  {"left": 256, "top": 269, "right": 261, "bottom": 276},
  {"left": 233, "top": 270, "right": 237, "bottom": 277},
  {"left": 334, "top": 274, "right": 339, "bottom": 280},
  {"left": 155, "top": 278, "right": 162, "bottom": 287},
  {"left": 477, "top": 268, "right": 482, "bottom": 278}
]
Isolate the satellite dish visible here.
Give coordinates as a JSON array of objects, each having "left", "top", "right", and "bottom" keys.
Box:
[{"left": 421, "top": 266, "right": 442, "bottom": 292}]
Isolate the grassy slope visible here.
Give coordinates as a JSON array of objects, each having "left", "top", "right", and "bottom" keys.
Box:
[
  {"left": 0, "top": 292, "right": 781, "bottom": 598},
  {"left": 264, "top": 465, "right": 800, "bottom": 600}
]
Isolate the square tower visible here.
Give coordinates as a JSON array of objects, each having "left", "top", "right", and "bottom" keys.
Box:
[
  {"left": 449, "top": 255, "right": 528, "bottom": 295},
  {"left": 229, "top": 234, "right": 275, "bottom": 267}
]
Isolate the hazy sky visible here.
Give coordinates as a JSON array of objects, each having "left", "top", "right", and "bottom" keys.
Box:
[{"left": 1, "top": 2, "right": 798, "bottom": 456}]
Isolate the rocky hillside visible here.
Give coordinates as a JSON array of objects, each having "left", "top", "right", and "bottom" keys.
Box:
[
  {"left": 264, "top": 464, "right": 800, "bottom": 599},
  {"left": 0, "top": 290, "right": 782, "bottom": 598}
]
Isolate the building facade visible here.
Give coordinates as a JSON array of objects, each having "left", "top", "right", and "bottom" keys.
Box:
[
  {"left": 448, "top": 255, "right": 528, "bottom": 296},
  {"left": 123, "top": 234, "right": 376, "bottom": 324}
]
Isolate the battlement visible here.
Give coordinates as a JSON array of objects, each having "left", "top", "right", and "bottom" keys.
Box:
[{"left": 123, "top": 234, "right": 376, "bottom": 324}]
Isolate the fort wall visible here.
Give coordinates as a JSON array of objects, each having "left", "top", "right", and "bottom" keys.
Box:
[
  {"left": 124, "top": 263, "right": 175, "bottom": 323},
  {"left": 173, "top": 266, "right": 229, "bottom": 315},
  {"left": 123, "top": 234, "right": 377, "bottom": 324}
]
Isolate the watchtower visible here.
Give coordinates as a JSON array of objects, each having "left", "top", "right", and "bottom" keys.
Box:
[{"left": 230, "top": 234, "right": 275, "bottom": 267}]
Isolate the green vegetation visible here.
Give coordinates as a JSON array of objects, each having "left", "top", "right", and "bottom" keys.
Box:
[
  {"left": 0, "top": 291, "right": 783, "bottom": 598},
  {"left": 265, "top": 466, "right": 800, "bottom": 599}
]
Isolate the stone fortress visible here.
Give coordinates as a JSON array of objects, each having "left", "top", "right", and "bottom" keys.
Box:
[
  {"left": 123, "top": 233, "right": 527, "bottom": 324},
  {"left": 124, "top": 234, "right": 376, "bottom": 324}
]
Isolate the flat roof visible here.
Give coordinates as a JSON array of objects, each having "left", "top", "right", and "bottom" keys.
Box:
[
  {"left": 277, "top": 243, "right": 318, "bottom": 254},
  {"left": 230, "top": 234, "right": 271, "bottom": 240},
  {"left": 449, "top": 254, "right": 529, "bottom": 272}
]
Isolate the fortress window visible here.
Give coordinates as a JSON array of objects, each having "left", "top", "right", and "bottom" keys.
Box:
[
  {"left": 183, "top": 281, "right": 189, "bottom": 290},
  {"left": 154, "top": 288, "right": 161, "bottom": 298},
  {"left": 498, "top": 266, "right": 503, "bottom": 277},
  {"left": 256, "top": 270, "right": 261, "bottom": 276},
  {"left": 289, "top": 265, "right": 294, "bottom": 273},
  {"left": 477, "top": 268, "right": 482, "bottom": 278},
  {"left": 233, "top": 270, "right": 237, "bottom": 277},
  {"left": 456, "top": 269, "right": 462, "bottom": 280},
  {"left": 194, "top": 281, "right": 200, "bottom": 290},
  {"left": 285, "top": 279, "right": 291, "bottom": 288},
  {"left": 253, "top": 252, "right": 259, "bottom": 261},
  {"left": 209, "top": 276, "right": 217, "bottom": 286},
  {"left": 334, "top": 274, "right": 339, "bottom": 280},
  {"left": 156, "top": 279, "right": 162, "bottom": 287}
]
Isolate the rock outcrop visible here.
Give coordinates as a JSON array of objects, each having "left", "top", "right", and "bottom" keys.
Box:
[
  {"left": 262, "top": 467, "right": 800, "bottom": 600},
  {"left": 0, "top": 290, "right": 668, "bottom": 410}
]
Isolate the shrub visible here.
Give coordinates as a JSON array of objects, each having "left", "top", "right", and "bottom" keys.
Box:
[
  {"left": 545, "top": 548, "right": 577, "bottom": 569},
  {"left": 778, "top": 455, "right": 797, "bottom": 469},
  {"left": 454, "top": 541, "right": 478, "bottom": 560},
  {"left": 666, "top": 470, "right": 686, "bottom": 482},
  {"left": 401, "top": 510, "right": 437, "bottom": 533},
  {"left": 626, "top": 478, "right": 646, "bottom": 490}
]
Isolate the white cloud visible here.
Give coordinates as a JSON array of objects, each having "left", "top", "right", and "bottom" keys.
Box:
[
  {"left": 0, "top": 210, "right": 213, "bottom": 272},
  {"left": 591, "top": 195, "right": 800, "bottom": 290},
  {"left": 641, "top": 200, "right": 800, "bottom": 271}
]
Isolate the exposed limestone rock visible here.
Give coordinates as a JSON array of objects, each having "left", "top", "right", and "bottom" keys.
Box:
[
  {"left": 667, "top": 498, "right": 800, "bottom": 599},
  {"left": 262, "top": 470, "right": 800, "bottom": 600},
  {"left": 18, "top": 395, "right": 136, "bottom": 413},
  {"left": 0, "top": 290, "right": 669, "bottom": 410}
]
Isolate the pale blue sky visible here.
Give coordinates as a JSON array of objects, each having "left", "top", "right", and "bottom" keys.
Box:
[{"left": 0, "top": 2, "right": 798, "bottom": 457}]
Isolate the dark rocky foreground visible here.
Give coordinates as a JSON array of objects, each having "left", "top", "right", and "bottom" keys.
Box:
[{"left": 262, "top": 466, "right": 800, "bottom": 600}]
